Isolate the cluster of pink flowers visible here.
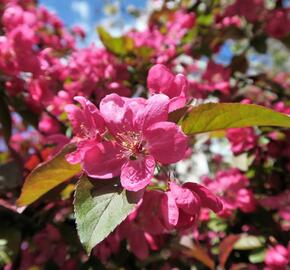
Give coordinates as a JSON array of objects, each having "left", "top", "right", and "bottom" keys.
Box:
[
  {"left": 190, "top": 60, "right": 231, "bottom": 97},
  {"left": 128, "top": 10, "right": 195, "bottom": 64},
  {"left": 202, "top": 169, "right": 256, "bottom": 217}
]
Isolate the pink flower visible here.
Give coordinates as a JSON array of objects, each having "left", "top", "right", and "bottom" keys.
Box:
[
  {"left": 2, "top": 5, "right": 24, "bottom": 30},
  {"left": 71, "top": 25, "right": 86, "bottom": 39},
  {"left": 266, "top": 9, "right": 290, "bottom": 38},
  {"left": 38, "top": 115, "right": 60, "bottom": 135},
  {"left": 138, "top": 190, "right": 168, "bottom": 234},
  {"left": 259, "top": 189, "right": 290, "bottom": 222},
  {"left": 224, "top": 0, "right": 265, "bottom": 23},
  {"left": 119, "top": 215, "right": 163, "bottom": 260},
  {"left": 92, "top": 230, "right": 121, "bottom": 263},
  {"left": 167, "top": 10, "right": 196, "bottom": 38},
  {"left": 161, "top": 181, "right": 223, "bottom": 230},
  {"left": 201, "top": 60, "right": 231, "bottom": 95},
  {"left": 81, "top": 93, "right": 188, "bottom": 191},
  {"left": 227, "top": 127, "right": 257, "bottom": 154},
  {"left": 215, "top": 15, "right": 241, "bottom": 29},
  {"left": 65, "top": 96, "right": 106, "bottom": 165},
  {"left": 147, "top": 64, "right": 189, "bottom": 112},
  {"left": 9, "top": 25, "right": 40, "bottom": 74},
  {"left": 2, "top": 5, "right": 37, "bottom": 31},
  {"left": 203, "top": 169, "right": 256, "bottom": 217},
  {"left": 265, "top": 244, "right": 289, "bottom": 270}
]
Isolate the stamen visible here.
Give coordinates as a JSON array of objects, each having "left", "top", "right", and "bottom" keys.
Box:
[{"left": 114, "top": 131, "right": 147, "bottom": 159}]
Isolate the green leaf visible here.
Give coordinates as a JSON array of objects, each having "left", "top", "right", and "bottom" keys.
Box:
[
  {"left": 208, "top": 217, "right": 228, "bottom": 232},
  {"left": 97, "top": 26, "right": 134, "bottom": 56},
  {"left": 234, "top": 235, "right": 265, "bottom": 250},
  {"left": 197, "top": 14, "right": 213, "bottom": 26},
  {"left": 74, "top": 176, "right": 140, "bottom": 254},
  {"left": 181, "top": 103, "right": 290, "bottom": 135},
  {"left": 249, "top": 248, "right": 266, "bottom": 264},
  {"left": 0, "top": 227, "right": 21, "bottom": 265},
  {"left": 17, "top": 144, "right": 81, "bottom": 206}
]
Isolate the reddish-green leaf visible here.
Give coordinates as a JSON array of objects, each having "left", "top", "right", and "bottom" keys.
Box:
[
  {"left": 183, "top": 243, "right": 215, "bottom": 269},
  {"left": 219, "top": 234, "right": 241, "bottom": 268},
  {"left": 17, "top": 144, "right": 81, "bottom": 206},
  {"left": 181, "top": 103, "right": 290, "bottom": 135}
]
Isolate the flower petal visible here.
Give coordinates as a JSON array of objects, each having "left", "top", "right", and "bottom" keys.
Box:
[
  {"left": 127, "top": 229, "right": 149, "bottom": 260},
  {"left": 66, "top": 140, "right": 97, "bottom": 165},
  {"left": 145, "top": 121, "right": 188, "bottom": 164},
  {"left": 147, "top": 64, "right": 175, "bottom": 96},
  {"left": 170, "top": 182, "right": 200, "bottom": 215},
  {"left": 184, "top": 182, "right": 223, "bottom": 213},
  {"left": 168, "top": 96, "right": 187, "bottom": 112},
  {"left": 65, "top": 96, "right": 105, "bottom": 138},
  {"left": 120, "top": 155, "right": 155, "bottom": 191},
  {"left": 82, "top": 141, "right": 124, "bottom": 178},
  {"left": 135, "top": 94, "right": 169, "bottom": 131},
  {"left": 174, "top": 74, "right": 189, "bottom": 97},
  {"left": 99, "top": 93, "right": 134, "bottom": 135},
  {"left": 161, "top": 192, "right": 179, "bottom": 228}
]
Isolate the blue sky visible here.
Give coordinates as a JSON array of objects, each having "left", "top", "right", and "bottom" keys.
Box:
[{"left": 39, "top": 0, "right": 147, "bottom": 46}]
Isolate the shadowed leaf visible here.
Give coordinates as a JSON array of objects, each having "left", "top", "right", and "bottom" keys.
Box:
[
  {"left": 17, "top": 144, "right": 81, "bottom": 206},
  {"left": 74, "top": 176, "right": 141, "bottom": 254}
]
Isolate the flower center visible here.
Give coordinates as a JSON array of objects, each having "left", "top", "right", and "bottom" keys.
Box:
[
  {"left": 116, "top": 131, "right": 147, "bottom": 159},
  {"left": 80, "top": 123, "right": 99, "bottom": 140}
]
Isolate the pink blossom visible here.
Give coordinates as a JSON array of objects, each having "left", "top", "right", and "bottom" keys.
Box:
[
  {"left": 71, "top": 25, "right": 86, "bottom": 39},
  {"left": 215, "top": 15, "right": 241, "bottom": 29},
  {"left": 19, "top": 224, "right": 68, "bottom": 269},
  {"left": 227, "top": 127, "right": 257, "bottom": 154},
  {"left": 201, "top": 60, "right": 231, "bottom": 95},
  {"left": 118, "top": 217, "right": 163, "bottom": 260},
  {"left": 9, "top": 25, "right": 40, "bottom": 74},
  {"left": 2, "top": 5, "right": 24, "bottom": 30},
  {"left": 273, "top": 101, "right": 290, "bottom": 115},
  {"left": 265, "top": 244, "right": 289, "bottom": 270},
  {"left": 62, "top": 46, "right": 130, "bottom": 101},
  {"left": 65, "top": 96, "right": 106, "bottom": 165},
  {"left": 224, "top": 0, "right": 265, "bottom": 23},
  {"left": 167, "top": 10, "right": 196, "bottom": 39},
  {"left": 259, "top": 189, "right": 290, "bottom": 222},
  {"left": 92, "top": 230, "right": 121, "bottom": 263},
  {"left": 28, "top": 76, "right": 54, "bottom": 103},
  {"left": 161, "top": 181, "right": 222, "bottom": 230},
  {"left": 38, "top": 115, "right": 60, "bottom": 135},
  {"left": 138, "top": 190, "right": 167, "bottom": 234},
  {"left": 203, "top": 169, "right": 256, "bottom": 217},
  {"left": 266, "top": 9, "right": 290, "bottom": 38},
  {"left": 147, "top": 64, "right": 189, "bottom": 111},
  {"left": 2, "top": 5, "right": 36, "bottom": 31},
  {"left": 81, "top": 93, "right": 188, "bottom": 191},
  {"left": 0, "top": 36, "right": 18, "bottom": 75}
]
